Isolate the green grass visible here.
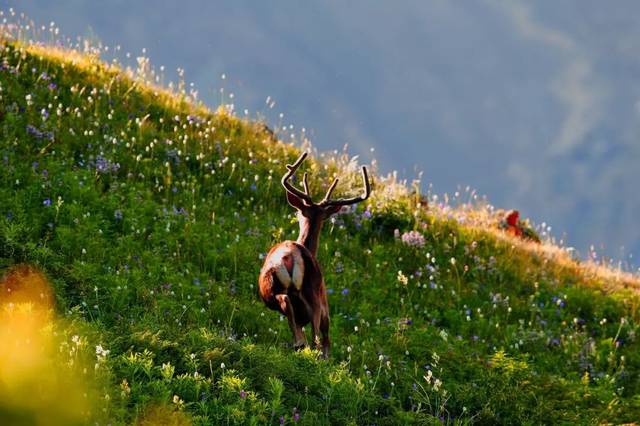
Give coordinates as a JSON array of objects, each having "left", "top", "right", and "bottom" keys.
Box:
[{"left": 1, "top": 37, "right": 639, "bottom": 425}]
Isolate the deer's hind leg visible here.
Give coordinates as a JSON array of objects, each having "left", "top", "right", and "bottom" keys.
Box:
[
  {"left": 292, "top": 291, "right": 313, "bottom": 349},
  {"left": 320, "top": 311, "right": 330, "bottom": 359},
  {"left": 275, "top": 294, "right": 306, "bottom": 349}
]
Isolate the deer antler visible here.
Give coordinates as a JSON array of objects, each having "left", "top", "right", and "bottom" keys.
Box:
[
  {"left": 281, "top": 152, "right": 313, "bottom": 204},
  {"left": 320, "top": 166, "right": 371, "bottom": 208},
  {"left": 282, "top": 151, "right": 372, "bottom": 208}
]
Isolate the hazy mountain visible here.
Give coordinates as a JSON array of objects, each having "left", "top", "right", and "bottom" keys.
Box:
[{"left": 4, "top": 0, "right": 639, "bottom": 265}]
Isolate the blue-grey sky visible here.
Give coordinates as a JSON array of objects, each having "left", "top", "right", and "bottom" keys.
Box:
[{"left": 4, "top": 1, "right": 640, "bottom": 266}]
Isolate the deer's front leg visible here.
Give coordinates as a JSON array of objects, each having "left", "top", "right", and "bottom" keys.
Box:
[{"left": 275, "top": 294, "right": 306, "bottom": 349}]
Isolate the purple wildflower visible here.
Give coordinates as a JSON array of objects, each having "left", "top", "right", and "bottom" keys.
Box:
[
  {"left": 341, "top": 288, "right": 349, "bottom": 296},
  {"left": 240, "top": 389, "right": 246, "bottom": 399},
  {"left": 94, "top": 155, "right": 120, "bottom": 174},
  {"left": 26, "top": 124, "right": 43, "bottom": 139},
  {"left": 43, "top": 198, "right": 51, "bottom": 207},
  {"left": 95, "top": 155, "right": 109, "bottom": 173}
]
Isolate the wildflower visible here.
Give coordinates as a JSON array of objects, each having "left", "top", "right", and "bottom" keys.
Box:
[
  {"left": 240, "top": 389, "right": 246, "bottom": 399},
  {"left": 401, "top": 230, "right": 425, "bottom": 247},
  {"left": 341, "top": 288, "right": 349, "bottom": 296},
  {"left": 172, "top": 395, "right": 184, "bottom": 408},
  {"left": 439, "top": 329, "right": 448, "bottom": 341},
  {"left": 26, "top": 124, "right": 43, "bottom": 139},
  {"left": 96, "top": 344, "right": 110, "bottom": 361},
  {"left": 397, "top": 270, "right": 408, "bottom": 286},
  {"left": 95, "top": 155, "right": 119, "bottom": 173},
  {"left": 43, "top": 198, "right": 51, "bottom": 206}
]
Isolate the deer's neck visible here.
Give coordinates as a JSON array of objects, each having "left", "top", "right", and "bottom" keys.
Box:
[{"left": 296, "top": 217, "right": 323, "bottom": 256}]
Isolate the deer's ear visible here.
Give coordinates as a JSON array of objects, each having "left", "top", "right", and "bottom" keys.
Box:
[
  {"left": 286, "top": 192, "right": 306, "bottom": 211},
  {"left": 324, "top": 205, "right": 343, "bottom": 217}
]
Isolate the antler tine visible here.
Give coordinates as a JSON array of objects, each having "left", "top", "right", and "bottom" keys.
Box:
[
  {"left": 321, "top": 166, "right": 371, "bottom": 207},
  {"left": 302, "top": 173, "right": 310, "bottom": 195},
  {"left": 320, "top": 177, "right": 339, "bottom": 204},
  {"left": 281, "top": 151, "right": 313, "bottom": 203}
]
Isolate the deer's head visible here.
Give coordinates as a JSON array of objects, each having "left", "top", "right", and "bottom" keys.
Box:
[{"left": 281, "top": 152, "right": 371, "bottom": 232}]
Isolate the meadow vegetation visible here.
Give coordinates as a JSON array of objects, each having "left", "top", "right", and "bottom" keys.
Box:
[{"left": 1, "top": 16, "right": 640, "bottom": 425}]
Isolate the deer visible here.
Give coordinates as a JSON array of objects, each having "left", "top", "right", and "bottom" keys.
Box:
[{"left": 258, "top": 152, "right": 371, "bottom": 358}]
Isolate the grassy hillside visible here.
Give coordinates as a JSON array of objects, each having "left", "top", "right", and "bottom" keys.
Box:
[{"left": 1, "top": 34, "right": 640, "bottom": 425}]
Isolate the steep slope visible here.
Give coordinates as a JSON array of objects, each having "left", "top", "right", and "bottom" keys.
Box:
[{"left": 1, "top": 38, "right": 639, "bottom": 425}]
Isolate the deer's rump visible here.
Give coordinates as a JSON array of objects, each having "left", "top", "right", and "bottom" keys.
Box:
[{"left": 258, "top": 241, "right": 324, "bottom": 326}]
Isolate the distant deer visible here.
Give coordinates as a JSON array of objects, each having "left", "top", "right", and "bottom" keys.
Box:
[{"left": 258, "top": 152, "right": 371, "bottom": 358}]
